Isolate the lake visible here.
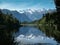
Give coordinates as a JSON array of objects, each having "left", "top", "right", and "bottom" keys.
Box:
[
  {"left": 0, "top": 25, "right": 60, "bottom": 45},
  {"left": 13, "top": 26, "right": 58, "bottom": 45}
]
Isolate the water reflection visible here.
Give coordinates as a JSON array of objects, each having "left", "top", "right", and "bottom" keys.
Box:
[
  {"left": 14, "top": 26, "right": 57, "bottom": 45},
  {"left": 0, "top": 26, "right": 59, "bottom": 45},
  {"left": 0, "top": 28, "right": 19, "bottom": 45}
]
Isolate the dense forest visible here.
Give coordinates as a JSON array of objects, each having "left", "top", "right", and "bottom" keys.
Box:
[
  {"left": 40, "top": 11, "right": 60, "bottom": 43},
  {"left": 0, "top": 9, "right": 20, "bottom": 29},
  {"left": 0, "top": 9, "right": 21, "bottom": 45}
]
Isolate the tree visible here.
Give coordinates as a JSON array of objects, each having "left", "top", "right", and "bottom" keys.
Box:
[
  {"left": 54, "top": 0, "right": 60, "bottom": 12},
  {"left": 54, "top": 0, "right": 60, "bottom": 31}
]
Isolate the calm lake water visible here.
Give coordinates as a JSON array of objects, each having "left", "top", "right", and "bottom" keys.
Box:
[{"left": 13, "top": 26, "right": 58, "bottom": 45}]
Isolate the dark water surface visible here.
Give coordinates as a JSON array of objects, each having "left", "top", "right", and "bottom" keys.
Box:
[{"left": 0, "top": 26, "right": 59, "bottom": 45}]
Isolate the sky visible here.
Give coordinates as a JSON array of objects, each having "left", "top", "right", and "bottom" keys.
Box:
[{"left": 0, "top": 0, "right": 56, "bottom": 10}]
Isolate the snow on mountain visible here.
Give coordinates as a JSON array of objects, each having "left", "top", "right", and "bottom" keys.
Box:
[
  {"left": 1, "top": 9, "right": 31, "bottom": 22},
  {"left": 20, "top": 9, "right": 43, "bottom": 21},
  {"left": 11, "top": 11, "right": 31, "bottom": 22},
  {"left": 1, "top": 9, "right": 56, "bottom": 22}
]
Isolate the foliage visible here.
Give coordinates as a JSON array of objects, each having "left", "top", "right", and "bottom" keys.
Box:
[
  {"left": 0, "top": 9, "right": 20, "bottom": 28},
  {"left": 0, "top": 9, "right": 21, "bottom": 45},
  {"left": 39, "top": 11, "right": 60, "bottom": 43}
]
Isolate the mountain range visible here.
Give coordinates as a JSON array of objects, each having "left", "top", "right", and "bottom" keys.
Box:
[{"left": 1, "top": 9, "right": 56, "bottom": 22}]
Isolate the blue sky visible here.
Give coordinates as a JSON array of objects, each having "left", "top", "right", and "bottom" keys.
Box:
[{"left": 0, "top": 0, "right": 56, "bottom": 10}]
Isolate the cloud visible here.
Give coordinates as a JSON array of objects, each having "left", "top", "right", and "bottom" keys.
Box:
[
  {"left": 0, "top": 0, "right": 55, "bottom": 11},
  {"left": 0, "top": 1, "right": 42, "bottom": 10},
  {"left": 0, "top": 2, "right": 30, "bottom": 10},
  {"left": 0, "top": 3, "right": 16, "bottom": 10}
]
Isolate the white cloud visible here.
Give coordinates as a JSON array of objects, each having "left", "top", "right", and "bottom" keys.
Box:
[
  {"left": 0, "top": 2, "right": 30, "bottom": 11},
  {"left": 0, "top": 3, "right": 16, "bottom": 10},
  {"left": 0, "top": 2, "right": 42, "bottom": 11},
  {"left": 29, "top": 3, "right": 42, "bottom": 9}
]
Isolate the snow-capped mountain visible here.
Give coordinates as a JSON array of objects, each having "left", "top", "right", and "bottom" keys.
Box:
[
  {"left": 22, "top": 9, "right": 43, "bottom": 21},
  {"left": 1, "top": 9, "right": 56, "bottom": 22},
  {"left": 1, "top": 9, "right": 31, "bottom": 22}
]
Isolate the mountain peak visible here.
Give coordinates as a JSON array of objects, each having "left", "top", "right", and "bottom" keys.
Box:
[{"left": 1, "top": 9, "right": 56, "bottom": 22}]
